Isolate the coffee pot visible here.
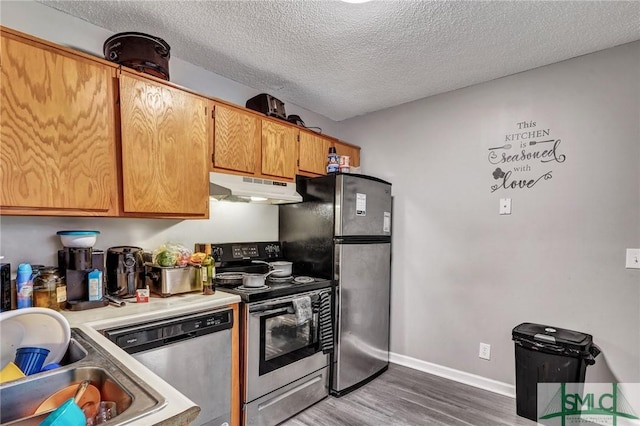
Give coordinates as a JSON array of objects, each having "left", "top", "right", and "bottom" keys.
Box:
[{"left": 58, "top": 247, "right": 104, "bottom": 302}]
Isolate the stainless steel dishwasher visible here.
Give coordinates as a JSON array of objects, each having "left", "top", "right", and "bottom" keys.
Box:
[{"left": 104, "top": 308, "right": 233, "bottom": 426}]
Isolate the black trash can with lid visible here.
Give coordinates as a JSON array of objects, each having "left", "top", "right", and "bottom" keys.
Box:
[{"left": 512, "top": 322, "right": 601, "bottom": 422}]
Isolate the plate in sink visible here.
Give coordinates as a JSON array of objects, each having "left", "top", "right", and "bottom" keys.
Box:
[{"left": 0, "top": 308, "right": 71, "bottom": 371}]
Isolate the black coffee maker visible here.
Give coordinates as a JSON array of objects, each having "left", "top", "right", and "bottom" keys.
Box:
[{"left": 58, "top": 248, "right": 105, "bottom": 303}]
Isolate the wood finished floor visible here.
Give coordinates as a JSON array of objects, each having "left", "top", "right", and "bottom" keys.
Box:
[{"left": 281, "top": 364, "right": 537, "bottom": 426}]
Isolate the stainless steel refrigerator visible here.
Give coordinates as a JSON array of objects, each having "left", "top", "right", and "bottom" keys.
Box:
[{"left": 279, "top": 173, "right": 392, "bottom": 396}]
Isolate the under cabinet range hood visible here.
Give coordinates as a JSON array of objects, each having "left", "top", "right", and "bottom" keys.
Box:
[{"left": 209, "top": 172, "right": 302, "bottom": 204}]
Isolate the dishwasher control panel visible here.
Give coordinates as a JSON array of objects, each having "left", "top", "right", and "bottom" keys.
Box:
[{"left": 103, "top": 308, "right": 233, "bottom": 354}]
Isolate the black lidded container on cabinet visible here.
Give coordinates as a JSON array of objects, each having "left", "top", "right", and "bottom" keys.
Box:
[
  {"left": 512, "top": 322, "right": 601, "bottom": 422},
  {"left": 1, "top": 263, "right": 10, "bottom": 311},
  {"left": 286, "top": 114, "right": 305, "bottom": 127},
  {"left": 245, "top": 93, "right": 286, "bottom": 120}
]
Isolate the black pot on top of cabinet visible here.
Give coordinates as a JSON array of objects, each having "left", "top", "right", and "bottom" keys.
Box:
[{"left": 103, "top": 32, "right": 171, "bottom": 80}]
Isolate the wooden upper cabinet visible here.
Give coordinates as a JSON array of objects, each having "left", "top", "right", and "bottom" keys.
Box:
[
  {"left": 212, "top": 103, "right": 298, "bottom": 181},
  {"left": 298, "top": 130, "right": 331, "bottom": 176},
  {"left": 119, "top": 71, "right": 210, "bottom": 217},
  {"left": 261, "top": 120, "right": 297, "bottom": 181},
  {"left": 0, "top": 28, "right": 362, "bottom": 219},
  {"left": 298, "top": 132, "right": 362, "bottom": 176},
  {"left": 333, "top": 140, "right": 361, "bottom": 168},
  {"left": 0, "top": 29, "right": 119, "bottom": 215},
  {"left": 212, "top": 103, "right": 259, "bottom": 175}
]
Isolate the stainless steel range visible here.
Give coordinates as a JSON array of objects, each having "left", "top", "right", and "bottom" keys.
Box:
[{"left": 196, "top": 242, "right": 333, "bottom": 426}]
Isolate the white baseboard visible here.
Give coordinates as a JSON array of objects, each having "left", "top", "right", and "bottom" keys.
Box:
[{"left": 389, "top": 352, "right": 516, "bottom": 398}]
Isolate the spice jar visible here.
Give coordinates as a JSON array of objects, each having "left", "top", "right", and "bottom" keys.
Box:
[{"left": 33, "top": 267, "right": 66, "bottom": 310}]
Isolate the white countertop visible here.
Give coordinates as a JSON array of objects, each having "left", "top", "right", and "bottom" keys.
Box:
[{"left": 61, "top": 291, "right": 241, "bottom": 426}]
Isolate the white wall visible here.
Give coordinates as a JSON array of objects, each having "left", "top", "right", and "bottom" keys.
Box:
[
  {"left": 342, "top": 41, "right": 640, "bottom": 384},
  {"left": 0, "top": 201, "right": 278, "bottom": 268}
]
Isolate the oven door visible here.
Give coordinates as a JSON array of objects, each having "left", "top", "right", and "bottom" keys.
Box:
[{"left": 245, "top": 290, "right": 330, "bottom": 402}]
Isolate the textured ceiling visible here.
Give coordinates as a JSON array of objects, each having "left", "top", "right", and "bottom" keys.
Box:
[{"left": 39, "top": 1, "right": 640, "bottom": 121}]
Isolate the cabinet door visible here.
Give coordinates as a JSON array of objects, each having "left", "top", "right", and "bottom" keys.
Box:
[
  {"left": 119, "top": 72, "right": 209, "bottom": 216},
  {"left": 0, "top": 31, "right": 119, "bottom": 215},
  {"left": 298, "top": 130, "right": 331, "bottom": 176},
  {"left": 333, "top": 141, "right": 361, "bottom": 168},
  {"left": 261, "top": 120, "right": 297, "bottom": 180},
  {"left": 213, "top": 103, "right": 259, "bottom": 175}
]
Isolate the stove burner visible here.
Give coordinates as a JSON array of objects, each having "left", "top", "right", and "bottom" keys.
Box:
[
  {"left": 293, "top": 276, "right": 314, "bottom": 284},
  {"left": 235, "top": 285, "right": 269, "bottom": 291},
  {"left": 267, "top": 275, "right": 294, "bottom": 283}
]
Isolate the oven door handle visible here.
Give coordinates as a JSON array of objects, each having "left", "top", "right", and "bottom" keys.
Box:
[{"left": 249, "top": 307, "right": 292, "bottom": 316}]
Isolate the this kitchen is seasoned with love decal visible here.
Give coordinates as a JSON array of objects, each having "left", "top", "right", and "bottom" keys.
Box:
[{"left": 488, "top": 120, "right": 567, "bottom": 193}]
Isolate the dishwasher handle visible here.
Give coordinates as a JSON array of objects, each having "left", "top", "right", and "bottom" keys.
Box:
[{"left": 164, "top": 331, "right": 197, "bottom": 345}]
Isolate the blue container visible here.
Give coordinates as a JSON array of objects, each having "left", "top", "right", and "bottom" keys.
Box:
[
  {"left": 16, "top": 263, "right": 33, "bottom": 309},
  {"left": 14, "top": 346, "right": 50, "bottom": 375}
]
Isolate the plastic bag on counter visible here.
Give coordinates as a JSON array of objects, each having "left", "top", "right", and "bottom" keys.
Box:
[{"left": 152, "top": 242, "right": 192, "bottom": 267}]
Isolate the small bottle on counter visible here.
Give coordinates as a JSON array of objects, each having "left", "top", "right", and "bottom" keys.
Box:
[
  {"left": 202, "top": 246, "right": 215, "bottom": 295},
  {"left": 327, "top": 146, "right": 339, "bottom": 173},
  {"left": 16, "top": 263, "right": 33, "bottom": 309}
]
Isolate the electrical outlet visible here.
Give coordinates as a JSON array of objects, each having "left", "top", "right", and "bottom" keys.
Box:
[
  {"left": 626, "top": 249, "right": 640, "bottom": 269},
  {"left": 479, "top": 343, "right": 491, "bottom": 360},
  {"left": 499, "top": 198, "right": 511, "bottom": 215}
]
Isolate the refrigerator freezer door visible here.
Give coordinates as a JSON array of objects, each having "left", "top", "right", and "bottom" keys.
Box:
[
  {"left": 336, "top": 175, "right": 392, "bottom": 237},
  {"left": 332, "top": 241, "right": 391, "bottom": 394}
]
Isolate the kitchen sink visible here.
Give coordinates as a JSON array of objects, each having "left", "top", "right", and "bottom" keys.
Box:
[
  {"left": 58, "top": 337, "right": 89, "bottom": 364},
  {"left": 0, "top": 328, "right": 166, "bottom": 425}
]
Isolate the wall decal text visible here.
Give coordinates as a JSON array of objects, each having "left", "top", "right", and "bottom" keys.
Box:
[{"left": 489, "top": 121, "right": 566, "bottom": 193}]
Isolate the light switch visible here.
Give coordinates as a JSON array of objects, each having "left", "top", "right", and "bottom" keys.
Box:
[
  {"left": 626, "top": 249, "right": 640, "bottom": 269},
  {"left": 499, "top": 198, "right": 512, "bottom": 215}
]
